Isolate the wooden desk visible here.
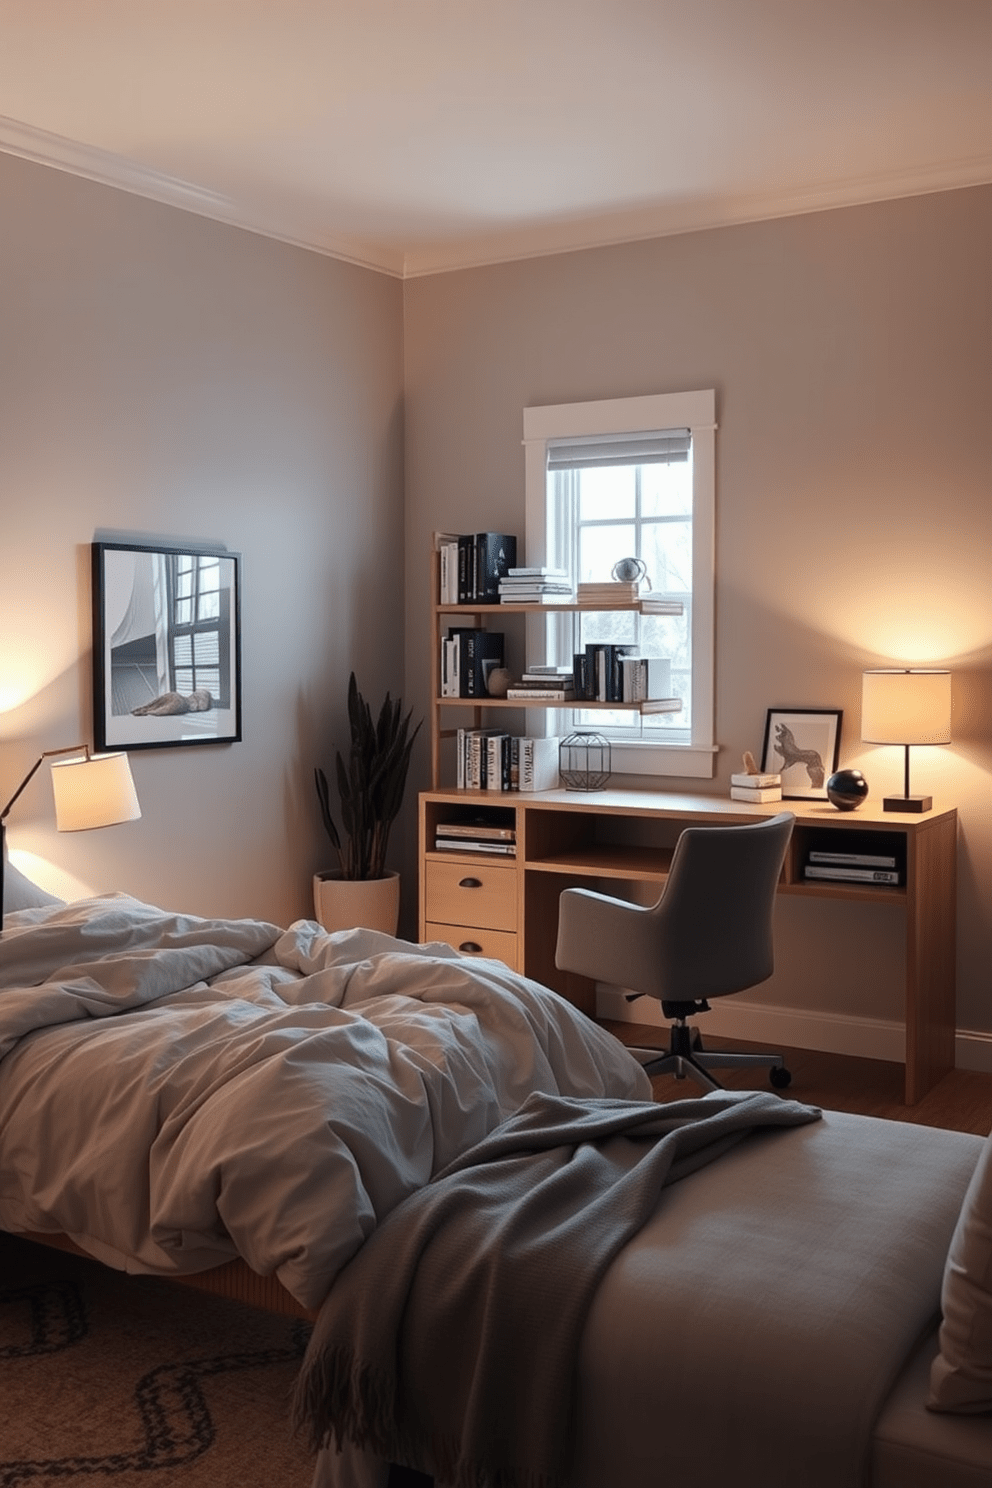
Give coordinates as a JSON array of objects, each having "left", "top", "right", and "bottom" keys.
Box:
[{"left": 419, "top": 789, "right": 957, "bottom": 1104}]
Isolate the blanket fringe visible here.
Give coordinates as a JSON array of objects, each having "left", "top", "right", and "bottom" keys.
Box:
[{"left": 292, "top": 1347, "right": 563, "bottom": 1488}]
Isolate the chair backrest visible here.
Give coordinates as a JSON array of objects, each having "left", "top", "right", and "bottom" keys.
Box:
[{"left": 649, "top": 810, "right": 795, "bottom": 1004}]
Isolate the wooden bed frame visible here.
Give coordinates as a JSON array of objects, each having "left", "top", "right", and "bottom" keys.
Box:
[{"left": 21, "top": 1230, "right": 319, "bottom": 1322}]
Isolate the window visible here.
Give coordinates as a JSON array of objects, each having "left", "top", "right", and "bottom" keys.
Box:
[
  {"left": 168, "top": 553, "right": 226, "bottom": 703},
  {"left": 523, "top": 390, "right": 716, "bottom": 778}
]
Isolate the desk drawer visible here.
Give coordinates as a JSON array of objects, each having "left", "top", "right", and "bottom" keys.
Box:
[
  {"left": 425, "top": 922, "right": 518, "bottom": 971},
  {"left": 424, "top": 858, "right": 517, "bottom": 931}
]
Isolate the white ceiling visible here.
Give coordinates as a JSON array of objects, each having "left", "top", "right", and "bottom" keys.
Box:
[{"left": 1, "top": 1, "right": 990, "bottom": 278}]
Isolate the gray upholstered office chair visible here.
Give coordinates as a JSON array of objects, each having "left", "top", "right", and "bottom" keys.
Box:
[{"left": 555, "top": 811, "right": 795, "bottom": 1092}]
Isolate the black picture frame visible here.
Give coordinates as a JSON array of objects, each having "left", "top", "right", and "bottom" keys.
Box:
[
  {"left": 760, "top": 708, "right": 842, "bottom": 799},
  {"left": 92, "top": 541, "right": 242, "bottom": 752}
]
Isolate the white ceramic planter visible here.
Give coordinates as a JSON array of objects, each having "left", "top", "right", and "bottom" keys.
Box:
[{"left": 312, "top": 869, "right": 401, "bottom": 936}]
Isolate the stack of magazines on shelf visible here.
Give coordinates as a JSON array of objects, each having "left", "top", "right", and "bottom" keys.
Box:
[
  {"left": 434, "top": 819, "right": 517, "bottom": 856},
  {"left": 803, "top": 845, "right": 903, "bottom": 886},
  {"left": 505, "top": 665, "right": 576, "bottom": 701},
  {"left": 456, "top": 730, "right": 560, "bottom": 792},
  {"left": 498, "top": 566, "right": 574, "bottom": 604}
]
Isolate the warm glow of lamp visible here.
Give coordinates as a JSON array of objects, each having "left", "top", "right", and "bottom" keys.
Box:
[
  {"left": 861, "top": 669, "right": 952, "bottom": 813},
  {"left": 1, "top": 745, "right": 141, "bottom": 930}
]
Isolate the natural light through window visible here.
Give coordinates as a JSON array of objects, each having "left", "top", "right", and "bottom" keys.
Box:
[{"left": 523, "top": 390, "right": 716, "bottom": 778}]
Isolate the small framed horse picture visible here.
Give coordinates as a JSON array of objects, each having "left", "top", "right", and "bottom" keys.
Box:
[{"left": 761, "top": 708, "right": 842, "bottom": 799}]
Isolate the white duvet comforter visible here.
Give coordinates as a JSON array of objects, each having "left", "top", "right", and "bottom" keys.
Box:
[{"left": 0, "top": 895, "right": 649, "bottom": 1309}]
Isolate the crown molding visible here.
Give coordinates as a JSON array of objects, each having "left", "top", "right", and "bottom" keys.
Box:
[
  {"left": 0, "top": 114, "right": 405, "bottom": 278},
  {"left": 2, "top": 112, "right": 991, "bottom": 283},
  {"left": 400, "top": 151, "right": 992, "bottom": 278}
]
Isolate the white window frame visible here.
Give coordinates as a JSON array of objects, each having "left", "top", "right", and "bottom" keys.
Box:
[{"left": 523, "top": 390, "right": 716, "bottom": 779}]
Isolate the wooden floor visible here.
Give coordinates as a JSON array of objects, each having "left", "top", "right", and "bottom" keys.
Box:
[{"left": 604, "top": 1022, "right": 992, "bottom": 1136}]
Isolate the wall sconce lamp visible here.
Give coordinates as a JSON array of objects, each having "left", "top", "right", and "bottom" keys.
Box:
[
  {"left": 861, "top": 669, "right": 952, "bottom": 813},
  {"left": 0, "top": 745, "right": 141, "bottom": 931}
]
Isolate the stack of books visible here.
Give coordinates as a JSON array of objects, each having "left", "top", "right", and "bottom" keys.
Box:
[
  {"left": 434, "top": 820, "right": 517, "bottom": 856},
  {"left": 730, "top": 771, "right": 782, "bottom": 803},
  {"left": 639, "top": 592, "right": 685, "bottom": 615},
  {"left": 506, "top": 666, "right": 576, "bottom": 701},
  {"left": 803, "top": 848, "right": 902, "bottom": 886},
  {"left": 576, "top": 580, "right": 641, "bottom": 606},
  {"left": 437, "top": 532, "right": 517, "bottom": 604},
  {"left": 498, "top": 567, "right": 574, "bottom": 604},
  {"left": 456, "top": 731, "right": 560, "bottom": 792}
]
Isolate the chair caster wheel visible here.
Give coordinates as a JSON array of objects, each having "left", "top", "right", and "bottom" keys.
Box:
[{"left": 770, "top": 1066, "right": 792, "bottom": 1089}]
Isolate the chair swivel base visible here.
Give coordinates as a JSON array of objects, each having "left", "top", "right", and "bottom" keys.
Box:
[{"left": 629, "top": 1022, "right": 792, "bottom": 1093}]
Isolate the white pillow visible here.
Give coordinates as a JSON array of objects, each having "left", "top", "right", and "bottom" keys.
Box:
[
  {"left": 2, "top": 855, "right": 66, "bottom": 913},
  {"left": 929, "top": 1127, "right": 992, "bottom": 1412}
]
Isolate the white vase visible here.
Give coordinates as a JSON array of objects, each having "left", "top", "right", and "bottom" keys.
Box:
[{"left": 312, "top": 869, "right": 401, "bottom": 936}]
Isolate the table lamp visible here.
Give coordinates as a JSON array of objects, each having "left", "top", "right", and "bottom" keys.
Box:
[
  {"left": 0, "top": 744, "right": 141, "bottom": 929},
  {"left": 861, "top": 669, "right": 951, "bottom": 813}
]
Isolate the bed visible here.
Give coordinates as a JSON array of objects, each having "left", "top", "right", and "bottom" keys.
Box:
[{"left": 2, "top": 863, "right": 991, "bottom": 1488}]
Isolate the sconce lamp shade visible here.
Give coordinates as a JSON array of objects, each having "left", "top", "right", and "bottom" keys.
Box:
[
  {"left": 861, "top": 670, "right": 951, "bottom": 812},
  {"left": 51, "top": 752, "right": 141, "bottom": 832}
]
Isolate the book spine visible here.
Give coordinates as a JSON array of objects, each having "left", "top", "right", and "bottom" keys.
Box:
[
  {"left": 485, "top": 734, "right": 508, "bottom": 791},
  {"left": 457, "top": 535, "right": 475, "bottom": 603},
  {"left": 456, "top": 727, "right": 466, "bottom": 789},
  {"left": 506, "top": 687, "right": 574, "bottom": 700},
  {"left": 804, "top": 866, "right": 901, "bottom": 884},
  {"left": 807, "top": 850, "right": 898, "bottom": 868}
]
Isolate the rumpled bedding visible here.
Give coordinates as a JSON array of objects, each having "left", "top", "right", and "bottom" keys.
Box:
[{"left": 0, "top": 894, "right": 650, "bottom": 1309}]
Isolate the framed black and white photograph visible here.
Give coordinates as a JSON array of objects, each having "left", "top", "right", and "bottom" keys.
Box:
[
  {"left": 92, "top": 541, "right": 242, "bottom": 751},
  {"left": 761, "top": 708, "right": 842, "bottom": 799}
]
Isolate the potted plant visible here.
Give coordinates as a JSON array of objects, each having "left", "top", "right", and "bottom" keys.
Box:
[{"left": 313, "top": 672, "right": 421, "bottom": 934}]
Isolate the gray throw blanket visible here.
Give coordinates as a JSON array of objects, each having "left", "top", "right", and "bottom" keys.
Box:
[{"left": 293, "top": 1088, "right": 821, "bottom": 1488}]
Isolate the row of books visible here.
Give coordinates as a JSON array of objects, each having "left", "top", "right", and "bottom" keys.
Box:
[
  {"left": 803, "top": 846, "right": 903, "bottom": 886},
  {"left": 434, "top": 819, "right": 517, "bottom": 856},
  {"left": 437, "top": 532, "right": 517, "bottom": 605},
  {"left": 572, "top": 646, "right": 679, "bottom": 708},
  {"left": 440, "top": 628, "right": 505, "bottom": 697},
  {"left": 456, "top": 730, "right": 560, "bottom": 792}
]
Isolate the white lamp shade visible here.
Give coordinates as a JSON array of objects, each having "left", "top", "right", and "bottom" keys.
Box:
[
  {"left": 51, "top": 752, "right": 141, "bottom": 832},
  {"left": 861, "top": 670, "right": 952, "bottom": 746}
]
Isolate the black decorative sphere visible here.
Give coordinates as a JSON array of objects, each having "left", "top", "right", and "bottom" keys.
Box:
[{"left": 826, "top": 769, "right": 869, "bottom": 811}]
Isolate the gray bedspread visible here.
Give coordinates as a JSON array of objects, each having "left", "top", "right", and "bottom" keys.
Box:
[{"left": 293, "top": 1087, "right": 821, "bottom": 1488}]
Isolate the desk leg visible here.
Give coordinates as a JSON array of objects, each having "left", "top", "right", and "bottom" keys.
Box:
[{"left": 905, "top": 813, "right": 957, "bottom": 1104}]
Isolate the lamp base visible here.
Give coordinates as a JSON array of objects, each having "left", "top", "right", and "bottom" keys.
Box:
[{"left": 882, "top": 794, "right": 932, "bottom": 814}]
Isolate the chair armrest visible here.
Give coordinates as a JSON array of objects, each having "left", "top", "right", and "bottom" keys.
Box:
[{"left": 555, "top": 886, "right": 658, "bottom": 995}]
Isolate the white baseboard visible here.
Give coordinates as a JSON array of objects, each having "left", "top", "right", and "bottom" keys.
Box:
[{"left": 597, "top": 990, "right": 992, "bottom": 1074}]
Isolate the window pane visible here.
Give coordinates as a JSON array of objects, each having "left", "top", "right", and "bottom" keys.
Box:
[
  {"left": 578, "top": 523, "right": 635, "bottom": 583},
  {"left": 197, "top": 590, "right": 221, "bottom": 621},
  {"left": 193, "top": 632, "right": 220, "bottom": 665},
  {"left": 578, "top": 466, "right": 634, "bottom": 520},
  {"left": 641, "top": 520, "right": 692, "bottom": 594},
  {"left": 641, "top": 460, "right": 692, "bottom": 517}
]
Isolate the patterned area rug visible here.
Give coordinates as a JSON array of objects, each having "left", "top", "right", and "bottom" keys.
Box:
[{"left": 0, "top": 1232, "right": 315, "bottom": 1487}]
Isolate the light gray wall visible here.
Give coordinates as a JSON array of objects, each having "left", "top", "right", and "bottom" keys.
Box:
[
  {"left": 0, "top": 151, "right": 405, "bottom": 927},
  {"left": 402, "top": 185, "right": 992, "bottom": 1040}
]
